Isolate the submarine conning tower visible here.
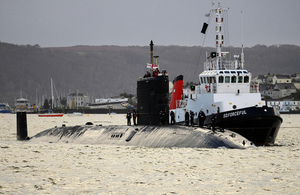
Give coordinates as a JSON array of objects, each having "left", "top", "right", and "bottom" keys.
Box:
[{"left": 137, "top": 40, "right": 169, "bottom": 125}]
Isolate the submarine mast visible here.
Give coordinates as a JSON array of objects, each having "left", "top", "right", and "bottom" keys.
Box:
[{"left": 150, "top": 40, "right": 154, "bottom": 76}]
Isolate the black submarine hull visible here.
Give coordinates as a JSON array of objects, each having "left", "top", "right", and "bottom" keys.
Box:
[{"left": 30, "top": 125, "right": 251, "bottom": 149}]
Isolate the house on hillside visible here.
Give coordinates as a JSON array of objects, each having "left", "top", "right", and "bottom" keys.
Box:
[
  {"left": 266, "top": 74, "right": 274, "bottom": 84},
  {"left": 259, "top": 82, "right": 296, "bottom": 99},
  {"left": 259, "top": 83, "right": 274, "bottom": 98},
  {"left": 67, "top": 92, "right": 90, "bottom": 108},
  {"left": 252, "top": 75, "right": 265, "bottom": 85},
  {"left": 252, "top": 74, "right": 274, "bottom": 85},
  {"left": 254, "top": 73, "right": 300, "bottom": 112},
  {"left": 272, "top": 83, "right": 297, "bottom": 99},
  {"left": 291, "top": 73, "right": 300, "bottom": 81},
  {"left": 291, "top": 74, "right": 300, "bottom": 90},
  {"left": 293, "top": 80, "right": 300, "bottom": 90},
  {"left": 272, "top": 74, "right": 291, "bottom": 84}
]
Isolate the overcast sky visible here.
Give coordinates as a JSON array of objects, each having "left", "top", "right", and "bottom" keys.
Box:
[{"left": 1, "top": 0, "right": 299, "bottom": 48}]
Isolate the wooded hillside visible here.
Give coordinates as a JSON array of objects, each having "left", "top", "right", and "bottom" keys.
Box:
[{"left": 1, "top": 42, "right": 300, "bottom": 106}]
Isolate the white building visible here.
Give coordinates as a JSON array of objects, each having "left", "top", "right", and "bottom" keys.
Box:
[
  {"left": 67, "top": 92, "right": 90, "bottom": 108},
  {"left": 93, "top": 98, "right": 128, "bottom": 104}
]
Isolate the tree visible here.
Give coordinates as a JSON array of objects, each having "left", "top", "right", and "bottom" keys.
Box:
[
  {"left": 120, "top": 92, "right": 134, "bottom": 98},
  {"left": 43, "top": 99, "right": 49, "bottom": 109},
  {"left": 60, "top": 97, "right": 67, "bottom": 108}
]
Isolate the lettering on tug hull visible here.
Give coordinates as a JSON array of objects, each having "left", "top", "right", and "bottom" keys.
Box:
[{"left": 223, "top": 110, "right": 247, "bottom": 118}]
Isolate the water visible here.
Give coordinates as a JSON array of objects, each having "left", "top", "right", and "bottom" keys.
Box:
[{"left": 0, "top": 114, "right": 299, "bottom": 194}]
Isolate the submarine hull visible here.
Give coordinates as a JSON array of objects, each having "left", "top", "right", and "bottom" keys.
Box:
[{"left": 30, "top": 125, "right": 251, "bottom": 149}]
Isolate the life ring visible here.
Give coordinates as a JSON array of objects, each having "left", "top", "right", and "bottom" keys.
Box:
[{"left": 205, "top": 85, "right": 210, "bottom": 92}]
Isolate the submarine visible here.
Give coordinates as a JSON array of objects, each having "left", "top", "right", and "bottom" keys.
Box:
[{"left": 21, "top": 41, "right": 252, "bottom": 149}]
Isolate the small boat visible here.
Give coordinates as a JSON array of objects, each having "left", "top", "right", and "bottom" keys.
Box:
[
  {"left": 38, "top": 110, "right": 63, "bottom": 117},
  {"left": 0, "top": 103, "right": 13, "bottom": 113},
  {"left": 67, "top": 112, "right": 83, "bottom": 116},
  {"left": 15, "top": 98, "right": 29, "bottom": 111}
]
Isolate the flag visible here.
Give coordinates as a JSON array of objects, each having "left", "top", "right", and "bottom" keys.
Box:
[
  {"left": 147, "top": 63, "right": 158, "bottom": 69},
  {"left": 201, "top": 22, "right": 208, "bottom": 34}
]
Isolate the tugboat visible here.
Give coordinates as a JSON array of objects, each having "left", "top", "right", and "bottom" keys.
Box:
[{"left": 169, "top": 3, "right": 282, "bottom": 145}]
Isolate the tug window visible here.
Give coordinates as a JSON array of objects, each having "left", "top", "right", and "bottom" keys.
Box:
[
  {"left": 238, "top": 76, "right": 243, "bottom": 83},
  {"left": 203, "top": 77, "right": 207, "bottom": 83},
  {"left": 219, "top": 76, "right": 224, "bottom": 83},
  {"left": 244, "top": 76, "right": 249, "bottom": 83},
  {"left": 225, "top": 76, "right": 230, "bottom": 83},
  {"left": 210, "top": 77, "right": 216, "bottom": 83},
  {"left": 231, "top": 76, "right": 237, "bottom": 83},
  {"left": 200, "top": 77, "right": 203, "bottom": 84}
]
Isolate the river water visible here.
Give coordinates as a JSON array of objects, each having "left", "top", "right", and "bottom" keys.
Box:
[{"left": 0, "top": 114, "right": 299, "bottom": 194}]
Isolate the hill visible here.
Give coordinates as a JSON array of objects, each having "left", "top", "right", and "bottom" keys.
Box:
[{"left": 1, "top": 42, "right": 300, "bottom": 106}]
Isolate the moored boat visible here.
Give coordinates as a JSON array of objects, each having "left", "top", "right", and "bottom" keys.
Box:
[
  {"left": 67, "top": 112, "right": 83, "bottom": 116},
  {"left": 38, "top": 111, "right": 63, "bottom": 117},
  {"left": 169, "top": 3, "right": 282, "bottom": 145},
  {"left": 0, "top": 103, "right": 13, "bottom": 113}
]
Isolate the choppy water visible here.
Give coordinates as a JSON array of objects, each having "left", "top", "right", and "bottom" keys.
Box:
[{"left": 0, "top": 114, "right": 299, "bottom": 194}]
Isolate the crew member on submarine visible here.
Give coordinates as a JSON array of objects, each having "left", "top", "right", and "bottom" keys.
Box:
[{"left": 126, "top": 110, "right": 132, "bottom": 125}]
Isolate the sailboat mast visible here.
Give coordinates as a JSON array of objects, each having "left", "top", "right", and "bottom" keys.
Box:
[
  {"left": 76, "top": 90, "right": 79, "bottom": 110},
  {"left": 51, "top": 78, "right": 54, "bottom": 109}
]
